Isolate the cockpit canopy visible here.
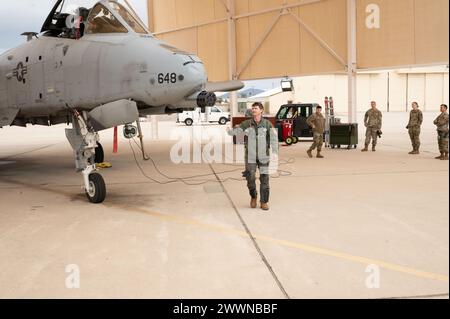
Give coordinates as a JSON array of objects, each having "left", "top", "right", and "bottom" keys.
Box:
[
  {"left": 85, "top": 3, "right": 128, "bottom": 34},
  {"left": 41, "top": 0, "right": 149, "bottom": 39},
  {"left": 107, "top": 1, "right": 147, "bottom": 34}
]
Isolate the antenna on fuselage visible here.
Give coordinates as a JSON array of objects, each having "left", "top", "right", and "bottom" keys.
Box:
[{"left": 21, "top": 32, "right": 38, "bottom": 42}]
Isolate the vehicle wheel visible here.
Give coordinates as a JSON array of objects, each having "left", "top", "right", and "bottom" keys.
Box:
[
  {"left": 219, "top": 117, "right": 227, "bottom": 125},
  {"left": 292, "top": 136, "right": 299, "bottom": 144},
  {"left": 95, "top": 142, "right": 104, "bottom": 164},
  {"left": 354, "top": 145, "right": 357, "bottom": 149},
  {"left": 85, "top": 173, "right": 106, "bottom": 204},
  {"left": 331, "top": 145, "right": 335, "bottom": 149},
  {"left": 285, "top": 137, "right": 294, "bottom": 146},
  {"left": 185, "top": 118, "right": 193, "bottom": 126},
  {"left": 338, "top": 145, "right": 341, "bottom": 149}
]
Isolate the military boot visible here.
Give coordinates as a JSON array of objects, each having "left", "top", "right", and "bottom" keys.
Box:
[
  {"left": 442, "top": 153, "right": 449, "bottom": 161},
  {"left": 307, "top": 150, "right": 313, "bottom": 158},
  {"left": 409, "top": 149, "right": 415, "bottom": 155},
  {"left": 412, "top": 149, "right": 420, "bottom": 155},
  {"left": 260, "top": 203, "right": 269, "bottom": 211},
  {"left": 435, "top": 153, "right": 444, "bottom": 160},
  {"left": 250, "top": 197, "right": 257, "bottom": 209},
  {"left": 316, "top": 152, "right": 324, "bottom": 159},
  {"left": 372, "top": 146, "right": 376, "bottom": 152},
  {"left": 361, "top": 145, "right": 369, "bottom": 152}
]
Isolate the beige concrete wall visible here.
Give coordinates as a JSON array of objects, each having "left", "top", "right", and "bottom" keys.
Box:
[
  {"left": 267, "top": 91, "right": 295, "bottom": 114},
  {"left": 292, "top": 75, "right": 348, "bottom": 112},
  {"left": 356, "top": 75, "right": 371, "bottom": 113},
  {"left": 389, "top": 73, "right": 449, "bottom": 112},
  {"left": 369, "top": 73, "right": 389, "bottom": 112},
  {"left": 407, "top": 74, "right": 426, "bottom": 111},
  {"left": 444, "top": 74, "right": 449, "bottom": 107},
  {"left": 388, "top": 72, "right": 407, "bottom": 112},
  {"left": 262, "top": 71, "right": 450, "bottom": 115},
  {"left": 425, "top": 74, "right": 447, "bottom": 112},
  {"left": 247, "top": 91, "right": 294, "bottom": 115}
]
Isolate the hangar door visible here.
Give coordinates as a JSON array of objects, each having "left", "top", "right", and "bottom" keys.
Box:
[{"left": 148, "top": 0, "right": 449, "bottom": 81}]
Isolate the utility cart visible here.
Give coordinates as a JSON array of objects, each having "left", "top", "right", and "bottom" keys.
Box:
[{"left": 328, "top": 123, "right": 358, "bottom": 149}]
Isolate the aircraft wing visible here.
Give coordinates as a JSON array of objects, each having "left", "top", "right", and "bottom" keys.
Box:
[{"left": 205, "top": 81, "right": 244, "bottom": 93}]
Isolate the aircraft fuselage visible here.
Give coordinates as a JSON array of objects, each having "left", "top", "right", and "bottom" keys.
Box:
[{"left": 0, "top": 33, "right": 207, "bottom": 126}]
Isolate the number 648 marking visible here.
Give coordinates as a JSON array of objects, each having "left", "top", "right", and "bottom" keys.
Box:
[{"left": 158, "top": 73, "right": 177, "bottom": 84}]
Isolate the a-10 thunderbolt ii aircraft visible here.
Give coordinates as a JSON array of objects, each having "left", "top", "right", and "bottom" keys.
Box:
[{"left": 0, "top": 0, "right": 244, "bottom": 204}]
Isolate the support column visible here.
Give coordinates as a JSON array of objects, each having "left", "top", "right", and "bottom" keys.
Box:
[
  {"left": 347, "top": 0, "right": 357, "bottom": 123},
  {"left": 227, "top": 0, "right": 238, "bottom": 117},
  {"left": 148, "top": 115, "right": 158, "bottom": 140},
  {"left": 147, "top": 0, "right": 155, "bottom": 33}
]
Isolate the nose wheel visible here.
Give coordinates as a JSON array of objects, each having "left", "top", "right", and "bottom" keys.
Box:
[
  {"left": 66, "top": 109, "right": 107, "bottom": 204},
  {"left": 85, "top": 173, "right": 106, "bottom": 204}
]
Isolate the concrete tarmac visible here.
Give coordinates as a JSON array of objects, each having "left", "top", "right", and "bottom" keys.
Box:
[{"left": 0, "top": 112, "right": 448, "bottom": 299}]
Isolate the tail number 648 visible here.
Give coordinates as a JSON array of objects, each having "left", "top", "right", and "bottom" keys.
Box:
[{"left": 158, "top": 73, "right": 177, "bottom": 84}]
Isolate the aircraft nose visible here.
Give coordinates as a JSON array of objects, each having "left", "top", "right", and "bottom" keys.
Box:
[{"left": 178, "top": 56, "right": 207, "bottom": 89}]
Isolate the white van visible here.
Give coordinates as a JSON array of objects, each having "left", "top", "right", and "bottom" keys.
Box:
[{"left": 177, "top": 106, "right": 231, "bottom": 126}]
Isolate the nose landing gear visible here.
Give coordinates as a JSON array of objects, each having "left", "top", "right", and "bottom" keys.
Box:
[
  {"left": 84, "top": 171, "right": 106, "bottom": 204},
  {"left": 65, "top": 109, "right": 106, "bottom": 204}
]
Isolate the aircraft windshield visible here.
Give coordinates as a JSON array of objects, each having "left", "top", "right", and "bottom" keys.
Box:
[
  {"left": 108, "top": 1, "right": 148, "bottom": 34},
  {"left": 85, "top": 3, "right": 128, "bottom": 34},
  {"left": 42, "top": 1, "right": 150, "bottom": 38}
]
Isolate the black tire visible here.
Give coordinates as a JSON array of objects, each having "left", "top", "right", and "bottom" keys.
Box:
[
  {"left": 218, "top": 117, "right": 228, "bottom": 125},
  {"left": 95, "top": 143, "right": 104, "bottom": 164},
  {"left": 85, "top": 173, "right": 106, "bottom": 204},
  {"left": 285, "top": 137, "right": 294, "bottom": 146},
  {"left": 292, "top": 136, "right": 299, "bottom": 144},
  {"left": 331, "top": 145, "right": 335, "bottom": 149},
  {"left": 185, "top": 118, "right": 193, "bottom": 126}
]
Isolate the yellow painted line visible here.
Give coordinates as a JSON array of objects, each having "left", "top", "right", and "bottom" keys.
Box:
[
  {"left": 255, "top": 235, "right": 449, "bottom": 283},
  {"left": 123, "top": 206, "right": 449, "bottom": 283}
]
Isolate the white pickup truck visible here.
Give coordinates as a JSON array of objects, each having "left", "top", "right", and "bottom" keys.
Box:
[{"left": 177, "top": 106, "right": 231, "bottom": 126}]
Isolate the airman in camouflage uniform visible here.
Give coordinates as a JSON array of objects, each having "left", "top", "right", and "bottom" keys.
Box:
[
  {"left": 406, "top": 102, "right": 423, "bottom": 155},
  {"left": 306, "top": 106, "right": 326, "bottom": 159},
  {"left": 228, "top": 102, "right": 278, "bottom": 211},
  {"left": 434, "top": 104, "right": 449, "bottom": 160},
  {"left": 362, "top": 101, "right": 383, "bottom": 152}
]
